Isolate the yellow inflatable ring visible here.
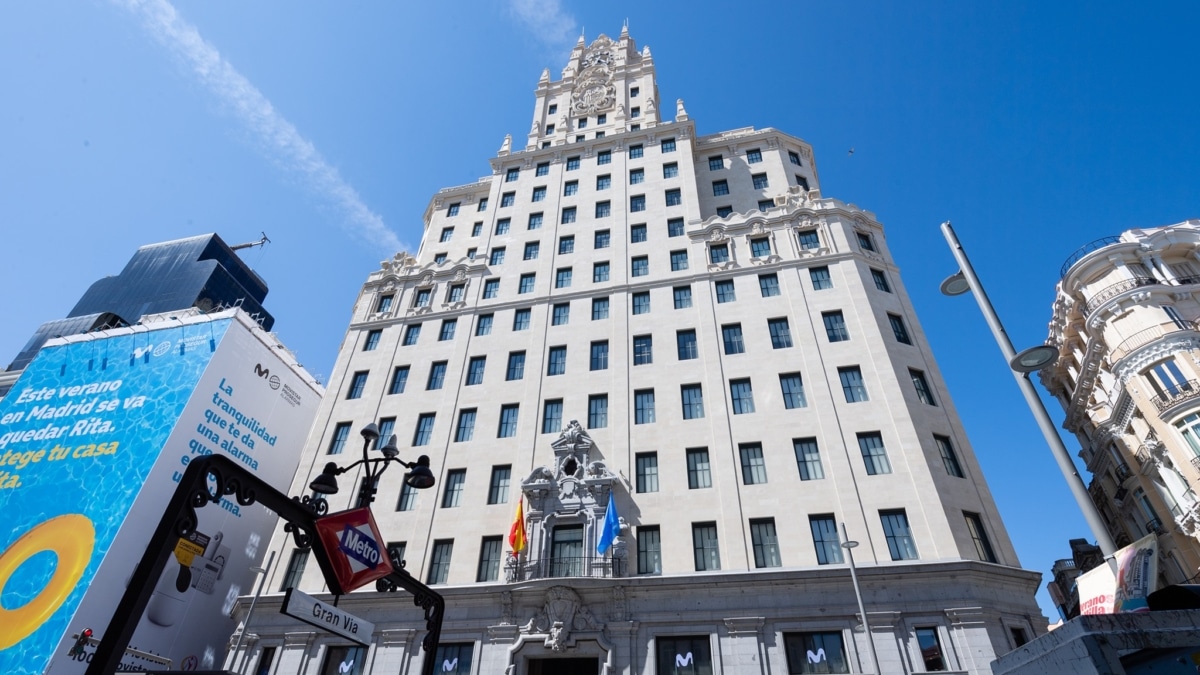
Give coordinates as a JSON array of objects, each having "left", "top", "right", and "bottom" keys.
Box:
[{"left": 0, "top": 514, "right": 95, "bottom": 649}]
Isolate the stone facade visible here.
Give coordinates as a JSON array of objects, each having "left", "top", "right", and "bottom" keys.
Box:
[
  {"left": 1042, "top": 221, "right": 1200, "bottom": 586},
  {"left": 231, "top": 29, "right": 1045, "bottom": 675}
]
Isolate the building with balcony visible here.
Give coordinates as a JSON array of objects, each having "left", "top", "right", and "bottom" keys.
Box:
[
  {"left": 238, "top": 29, "right": 1045, "bottom": 675},
  {"left": 1042, "top": 221, "right": 1200, "bottom": 585}
]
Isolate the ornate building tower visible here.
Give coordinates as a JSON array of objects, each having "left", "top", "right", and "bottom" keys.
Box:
[
  {"left": 1042, "top": 221, "right": 1200, "bottom": 586},
  {"left": 240, "top": 30, "right": 1045, "bottom": 675}
]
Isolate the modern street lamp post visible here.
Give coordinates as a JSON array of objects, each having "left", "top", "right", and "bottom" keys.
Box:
[
  {"left": 939, "top": 220, "right": 1117, "bottom": 557},
  {"left": 841, "top": 523, "right": 880, "bottom": 675}
]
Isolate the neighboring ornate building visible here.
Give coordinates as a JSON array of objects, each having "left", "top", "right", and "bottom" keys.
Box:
[
  {"left": 1042, "top": 221, "right": 1200, "bottom": 586},
  {"left": 235, "top": 29, "right": 1044, "bottom": 675}
]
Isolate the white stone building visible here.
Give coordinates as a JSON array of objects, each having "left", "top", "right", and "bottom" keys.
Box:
[
  {"left": 233, "top": 29, "right": 1045, "bottom": 675},
  {"left": 1042, "top": 221, "right": 1200, "bottom": 584}
]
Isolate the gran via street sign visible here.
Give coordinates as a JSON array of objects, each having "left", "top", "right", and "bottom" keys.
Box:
[{"left": 280, "top": 588, "right": 375, "bottom": 646}]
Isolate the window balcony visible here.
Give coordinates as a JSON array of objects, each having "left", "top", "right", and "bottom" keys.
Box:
[
  {"left": 506, "top": 555, "right": 626, "bottom": 582},
  {"left": 1150, "top": 379, "right": 1200, "bottom": 415},
  {"left": 1060, "top": 235, "right": 1122, "bottom": 279},
  {"left": 1109, "top": 320, "right": 1200, "bottom": 363},
  {"left": 1115, "top": 463, "right": 1133, "bottom": 483},
  {"left": 1082, "top": 276, "right": 1159, "bottom": 315}
]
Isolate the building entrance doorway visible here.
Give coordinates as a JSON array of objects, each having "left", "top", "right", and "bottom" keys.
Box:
[{"left": 527, "top": 657, "right": 598, "bottom": 675}]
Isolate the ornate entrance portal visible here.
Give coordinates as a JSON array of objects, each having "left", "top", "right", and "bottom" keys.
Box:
[{"left": 527, "top": 657, "right": 599, "bottom": 675}]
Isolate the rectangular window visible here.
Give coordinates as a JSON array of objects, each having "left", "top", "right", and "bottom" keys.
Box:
[
  {"left": 630, "top": 195, "right": 646, "bottom": 212},
  {"left": 555, "top": 234, "right": 575, "bottom": 254},
  {"left": 527, "top": 212, "right": 544, "bottom": 230},
  {"left": 376, "top": 417, "right": 396, "bottom": 450},
  {"left": 454, "top": 408, "right": 476, "bottom": 442},
  {"left": 586, "top": 342, "right": 608, "bottom": 373},
  {"left": 542, "top": 399, "right": 563, "bottom": 434},
  {"left": 808, "top": 515, "right": 844, "bottom": 565},
  {"left": 471, "top": 222, "right": 483, "bottom": 237},
  {"left": 442, "top": 469, "right": 465, "bottom": 508},
  {"left": 673, "top": 286, "right": 693, "bottom": 309},
  {"left": 629, "top": 168, "right": 645, "bottom": 185},
  {"left": 629, "top": 143, "right": 643, "bottom": 158},
  {"left": 596, "top": 174, "right": 611, "bottom": 190},
  {"left": 467, "top": 247, "right": 477, "bottom": 260},
  {"left": 280, "top": 549, "right": 309, "bottom": 591},
  {"left": 513, "top": 308, "right": 531, "bottom": 330},
  {"left": 936, "top": 434, "right": 965, "bottom": 478},
  {"left": 881, "top": 509, "right": 918, "bottom": 560},
  {"left": 661, "top": 138, "right": 676, "bottom": 152},
  {"left": 495, "top": 218, "right": 512, "bottom": 236},
  {"left": 506, "top": 352, "right": 525, "bottom": 381},
  {"left": 466, "top": 356, "right": 486, "bottom": 386},
  {"left": 687, "top": 448, "right": 712, "bottom": 489},
  {"left": 708, "top": 155, "right": 724, "bottom": 171},
  {"left": 692, "top": 522, "right": 720, "bottom": 570},
  {"left": 389, "top": 366, "right": 410, "bottom": 395},
  {"left": 858, "top": 432, "right": 892, "bottom": 475},
  {"left": 839, "top": 366, "right": 868, "bottom": 402},
  {"left": 413, "top": 413, "right": 436, "bottom": 446},
  {"left": 758, "top": 273, "right": 780, "bottom": 297},
  {"left": 593, "top": 261, "right": 610, "bottom": 282},
  {"left": 482, "top": 279, "right": 500, "bottom": 299},
  {"left": 632, "top": 291, "right": 650, "bottom": 315},
  {"left": 588, "top": 394, "right": 609, "bottom": 429},
  {"left": 477, "top": 536, "right": 502, "bottom": 582},
  {"left": 427, "top": 540, "right": 453, "bottom": 584},
  {"left": 677, "top": 329, "right": 698, "bottom": 360},
  {"left": 561, "top": 206, "right": 577, "bottom": 224},
  {"left": 439, "top": 227, "right": 454, "bottom": 243},
  {"left": 668, "top": 217, "right": 685, "bottom": 237},
  {"left": 661, "top": 162, "right": 679, "bottom": 179},
  {"left": 911, "top": 369, "right": 937, "bottom": 405},
  {"left": 524, "top": 241, "right": 540, "bottom": 260},
  {"left": 965, "top": 512, "right": 998, "bottom": 563},
  {"left": 595, "top": 229, "right": 611, "bottom": 248},
  {"left": 347, "top": 371, "right": 369, "bottom": 399},
  {"left": 592, "top": 297, "right": 610, "bottom": 319},
  {"left": 716, "top": 206, "right": 732, "bottom": 217},
  {"left": 670, "top": 250, "right": 689, "bottom": 271},
  {"left": 595, "top": 201, "right": 611, "bottom": 218},
  {"left": 681, "top": 383, "right": 705, "bottom": 419},
  {"left": 438, "top": 319, "right": 457, "bottom": 341},
  {"left": 794, "top": 438, "right": 824, "bottom": 480},
  {"left": 712, "top": 179, "right": 730, "bottom": 196},
  {"left": 797, "top": 229, "right": 820, "bottom": 250},
  {"left": 563, "top": 179, "right": 578, "bottom": 196},
  {"left": 637, "top": 526, "right": 661, "bottom": 575},
  {"left": 634, "top": 389, "right": 655, "bottom": 424},
  {"left": 550, "top": 525, "right": 584, "bottom": 577},
  {"left": 739, "top": 443, "right": 767, "bottom": 484},
  {"left": 746, "top": 148, "right": 762, "bottom": 163},
  {"left": 551, "top": 302, "right": 570, "bottom": 325},
  {"left": 633, "top": 335, "right": 653, "bottom": 365},
  {"left": 657, "top": 637, "right": 712, "bottom": 675},
  {"left": 531, "top": 186, "right": 546, "bottom": 202},
  {"left": 447, "top": 203, "right": 460, "bottom": 216},
  {"left": 715, "top": 279, "right": 736, "bottom": 303},
  {"left": 916, "top": 627, "right": 946, "bottom": 671},
  {"left": 518, "top": 273, "right": 535, "bottom": 294},
  {"left": 505, "top": 167, "right": 520, "bottom": 182},
  {"left": 497, "top": 404, "right": 519, "bottom": 438},
  {"left": 749, "top": 239, "right": 770, "bottom": 259},
  {"left": 433, "top": 644, "right": 472, "bottom": 675},
  {"left": 555, "top": 267, "right": 573, "bottom": 288},
  {"left": 489, "top": 247, "right": 506, "bottom": 265},
  {"left": 402, "top": 324, "right": 422, "bottom": 346},
  {"left": 636, "top": 452, "right": 659, "bottom": 493},
  {"left": 810, "top": 266, "right": 832, "bottom": 290},
  {"left": 630, "top": 223, "right": 647, "bottom": 243},
  {"left": 768, "top": 370, "right": 804, "bottom": 410},
  {"left": 500, "top": 192, "right": 515, "bottom": 207},
  {"left": 722, "top": 324, "right": 745, "bottom": 355},
  {"left": 871, "top": 268, "right": 892, "bottom": 292},
  {"left": 376, "top": 294, "right": 395, "bottom": 313},
  {"left": 797, "top": 174, "right": 810, "bottom": 190},
  {"left": 822, "top": 311, "right": 849, "bottom": 342},
  {"left": 477, "top": 197, "right": 488, "bottom": 212},
  {"left": 665, "top": 188, "right": 682, "bottom": 206},
  {"left": 434, "top": 253, "right": 447, "bottom": 265},
  {"left": 396, "top": 482, "right": 417, "bottom": 511},
  {"left": 547, "top": 345, "right": 567, "bottom": 375},
  {"left": 785, "top": 632, "right": 849, "bottom": 674},
  {"left": 750, "top": 518, "right": 781, "bottom": 568},
  {"left": 597, "top": 149, "right": 611, "bottom": 165},
  {"left": 535, "top": 161, "right": 549, "bottom": 176},
  {"left": 710, "top": 244, "right": 731, "bottom": 265},
  {"left": 730, "top": 379, "right": 756, "bottom": 415},
  {"left": 447, "top": 284, "right": 465, "bottom": 303},
  {"left": 327, "top": 422, "right": 351, "bottom": 455},
  {"left": 856, "top": 231, "right": 876, "bottom": 251},
  {"left": 789, "top": 150, "right": 802, "bottom": 166},
  {"left": 427, "top": 361, "right": 447, "bottom": 390},
  {"left": 769, "top": 317, "right": 794, "bottom": 348},
  {"left": 751, "top": 174, "right": 771, "bottom": 191},
  {"left": 566, "top": 156, "right": 580, "bottom": 171},
  {"left": 487, "top": 465, "right": 510, "bottom": 504},
  {"left": 889, "top": 314, "right": 912, "bottom": 344}
]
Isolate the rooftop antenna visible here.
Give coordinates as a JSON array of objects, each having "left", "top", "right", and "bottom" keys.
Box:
[{"left": 230, "top": 232, "right": 270, "bottom": 251}]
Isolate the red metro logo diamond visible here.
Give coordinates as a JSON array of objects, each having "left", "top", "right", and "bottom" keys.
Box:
[{"left": 314, "top": 507, "right": 393, "bottom": 593}]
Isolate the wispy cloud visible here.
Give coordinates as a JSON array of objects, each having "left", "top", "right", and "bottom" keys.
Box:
[
  {"left": 112, "top": 0, "right": 405, "bottom": 254},
  {"left": 508, "top": 0, "right": 579, "bottom": 50}
]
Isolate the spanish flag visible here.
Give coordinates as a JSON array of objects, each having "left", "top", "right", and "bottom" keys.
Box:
[{"left": 508, "top": 497, "right": 527, "bottom": 552}]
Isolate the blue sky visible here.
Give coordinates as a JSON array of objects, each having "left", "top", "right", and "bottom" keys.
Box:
[{"left": 2, "top": 1, "right": 1197, "bottom": 619}]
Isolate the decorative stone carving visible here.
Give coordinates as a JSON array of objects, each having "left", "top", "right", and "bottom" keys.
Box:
[
  {"left": 499, "top": 134, "right": 512, "bottom": 156},
  {"left": 572, "top": 36, "right": 617, "bottom": 115},
  {"left": 611, "top": 586, "right": 626, "bottom": 621},
  {"left": 453, "top": 268, "right": 467, "bottom": 282},
  {"left": 520, "top": 586, "right": 605, "bottom": 652},
  {"left": 709, "top": 229, "right": 727, "bottom": 243},
  {"left": 420, "top": 273, "right": 434, "bottom": 287},
  {"left": 676, "top": 98, "right": 688, "bottom": 122},
  {"left": 501, "top": 591, "right": 514, "bottom": 625}
]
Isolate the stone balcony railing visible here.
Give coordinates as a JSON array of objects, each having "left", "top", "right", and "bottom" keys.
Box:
[
  {"left": 505, "top": 555, "right": 626, "bottom": 582},
  {"left": 1109, "top": 320, "right": 1200, "bottom": 363},
  {"left": 1082, "top": 276, "right": 1159, "bottom": 315}
]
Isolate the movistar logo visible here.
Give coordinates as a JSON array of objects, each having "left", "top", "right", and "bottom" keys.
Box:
[{"left": 675, "top": 653, "right": 694, "bottom": 667}]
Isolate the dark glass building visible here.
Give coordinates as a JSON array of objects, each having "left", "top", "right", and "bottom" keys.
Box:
[{"left": 4, "top": 233, "right": 273, "bottom": 375}]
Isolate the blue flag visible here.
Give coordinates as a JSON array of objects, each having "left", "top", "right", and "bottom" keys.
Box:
[{"left": 596, "top": 492, "right": 620, "bottom": 555}]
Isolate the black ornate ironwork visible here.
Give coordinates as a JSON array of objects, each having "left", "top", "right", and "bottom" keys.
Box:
[
  {"left": 1060, "top": 235, "right": 1121, "bottom": 278},
  {"left": 85, "top": 455, "right": 443, "bottom": 675},
  {"left": 1150, "top": 379, "right": 1200, "bottom": 413},
  {"left": 1083, "top": 276, "right": 1159, "bottom": 314}
]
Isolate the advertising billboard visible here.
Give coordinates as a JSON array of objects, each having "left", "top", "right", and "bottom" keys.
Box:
[{"left": 0, "top": 310, "right": 321, "bottom": 674}]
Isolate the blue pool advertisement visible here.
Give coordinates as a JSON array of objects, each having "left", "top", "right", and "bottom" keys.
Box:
[{"left": 0, "top": 311, "right": 321, "bottom": 674}]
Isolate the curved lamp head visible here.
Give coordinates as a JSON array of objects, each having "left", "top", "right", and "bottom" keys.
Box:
[
  {"left": 379, "top": 434, "right": 400, "bottom": 459},
  {"left": 939, "top": 271, "right": 971, "bottom": 296},
  {"left": 360, "top": 423, "right": 380, "bottom": 443},
  {"left": 403, "top": 455, "right": 436, "bottom": 490},
  {"left": 309, "top": 462, "right": 340, "bottom": 495},
  {"left": 841, "top": 539, "right": 860, "bottom": 550},
  {"left": 1011, "top": 345, "right": 1059, "bottom": 373}
]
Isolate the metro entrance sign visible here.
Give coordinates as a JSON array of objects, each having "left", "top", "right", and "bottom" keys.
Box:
[{"left": 314, "top": 507, "right": 393, "bottom": 593}]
